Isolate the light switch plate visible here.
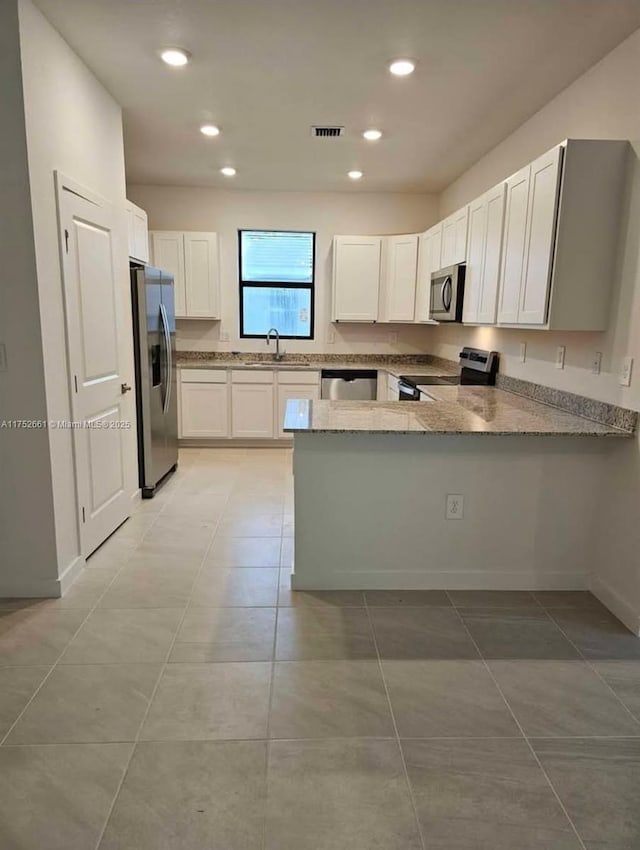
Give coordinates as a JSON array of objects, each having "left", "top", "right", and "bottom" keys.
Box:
[
  {"left": 388, "top": 332, "right": 398, "bottom": 344},
  {"left": 219, "top": 330, "right": 230, "bottom": 342},
  {"left": 555, "top": 346, "right": 566, "bottom": 370},
  {"left": 519, "top": 342, "right": 526, "bottom": 363},
  {"left": 619, "top": 356, "right": 633, "bottom": 387},
  {"left": 327, "top": 330, "right": 335, "bottom": 345}
]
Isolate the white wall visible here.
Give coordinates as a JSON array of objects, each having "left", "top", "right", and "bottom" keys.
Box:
[
  {"left": 0, "top": 0, "right": 59, "bottom": 596},
  {"left": 433, "top": 27, "right": 640, "bottom": 630},
  {"left": 15, "top": 0, "right": 135, "bottom": 588},
  {"left": 127, "top": 185, "right": 438, "bottom": 355}
]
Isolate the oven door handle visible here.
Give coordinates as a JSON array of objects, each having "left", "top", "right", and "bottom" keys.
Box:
[{"left": 442, "top": 276, "right": 453, "bottom": 312}]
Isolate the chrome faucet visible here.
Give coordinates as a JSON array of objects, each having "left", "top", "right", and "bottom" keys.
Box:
[{"left": 266, "top": 327, "right": 283, "bottom": 361}]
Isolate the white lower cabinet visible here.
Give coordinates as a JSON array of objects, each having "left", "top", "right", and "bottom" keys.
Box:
[
  {"left": 277, "top": 379, "right": 320, "bottom": 439},
  {"left": 180, "top": 374, "right": 229, "bottom": 439},
  {"left": 231, "top": 382, "right": 275, "bottom": 439}
]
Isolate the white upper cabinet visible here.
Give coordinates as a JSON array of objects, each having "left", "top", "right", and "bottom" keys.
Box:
[
  {"left": 380, "top": 234, "right": 419, "bottom": 322},
  {"left": 463, "top": 183, "right": 506, "bottom": 324},
  {"left": 415, "top": 224, "right": 442, "bottom": 323},
  {"left": 478, "top": 183, "right": 507, "bottom": 324},
  {"left": 498, "top": 164, "right": 532, "bottom": 324},
  {"left": 332, "top": 236, "right": 382, "bottom": 322},
  {"left": 495, "top": 139, "right": 628, "bottom": 330},
  {"left": 498, "top": 146, "right": 562, "bottom": 326},
  {"left": 150, "top": 231, "right": 221, "bottom": 320},
  {"left": 440, "top": 205, "right": 469, "bottom": 267},
  {"left": 518, "top": 145, "right": 562, "bottom": 324},
  {"left": 125, "top": 200, "right": 149, "bottom": 263},
  {"left": 415, "top": 224, "right": 443, "bottom": 323},
  {"left": 461, "top": 196, "right": 487, "bottom": 324},
  {"left": 151, "top": 232, "right": 187, "bottom": 316},
  {"left": 184, "top": 232, "right": 220, "bottom": 319}
]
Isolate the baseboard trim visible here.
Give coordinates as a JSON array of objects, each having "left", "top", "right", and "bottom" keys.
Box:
[
  {"left": 291, "top": 570, "right": 590, "bottom": 591},
  {"left": 591, "top": 576, "right": 640, "bottom": 636},
  {"left": 0, "top": 555, "right": 86, "bottom": 600},
  {"left": 58, "top": 555, "right": 86, "bottom": 595},
  {"left": 179, "top": 439, "right": 291, "bottom": 449}
]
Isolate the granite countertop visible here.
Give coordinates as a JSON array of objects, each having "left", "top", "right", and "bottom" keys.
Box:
[
  {"left": 177, "top": 355, "right": 458, "bottom": 380},
  {"left": 283, "top": 386, "right": 633, "bottom": 437}
]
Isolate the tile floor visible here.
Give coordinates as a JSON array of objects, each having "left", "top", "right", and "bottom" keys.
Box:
[{"left": 0, "top": 447, "right": 639, "bottom": 849}]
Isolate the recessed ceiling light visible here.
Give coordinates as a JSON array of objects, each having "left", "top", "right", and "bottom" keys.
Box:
[
  {"left": 220, "top": 167, "right": 236, "bottom": 177},
  {"left": 159, "top": 47, "right": 191, "bottom": 67},
  {"left": 200, "top": 124, "right": 220, "bottom": 137},
  {"left": 363, "top": 129, "right": 382, "bottom": 141},
  {"left": 348, "top": 170, "right": 363, "bottom": 180},
  {"left": 389, "top": 59, "right": 415, "bottom": 76}
]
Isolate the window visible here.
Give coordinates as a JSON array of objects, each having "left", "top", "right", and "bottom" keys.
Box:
[{"left": 239, "top": 230, "right": 315, "bottom": 338}]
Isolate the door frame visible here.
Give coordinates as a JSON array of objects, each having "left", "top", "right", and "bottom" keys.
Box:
[{"left": 54, "top": 171, "right": 135, "bottom": 557}]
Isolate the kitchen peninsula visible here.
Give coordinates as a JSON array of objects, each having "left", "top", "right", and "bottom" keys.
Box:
[{"left": 284, "top": 382, "right": 635, "bottom": 593}]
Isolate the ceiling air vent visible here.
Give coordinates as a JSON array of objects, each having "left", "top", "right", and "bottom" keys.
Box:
[{"left": 311, "top": 126, "right": 344, "bottom": 138}]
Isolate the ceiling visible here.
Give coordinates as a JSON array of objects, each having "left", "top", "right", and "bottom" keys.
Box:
[{"left": 34, "top": 0, "right": 640, "bottom": 193}]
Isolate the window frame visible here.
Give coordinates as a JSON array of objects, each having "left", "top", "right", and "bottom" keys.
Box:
[{"left": 238, "top": 229, "right": 316, "bottom": 340}]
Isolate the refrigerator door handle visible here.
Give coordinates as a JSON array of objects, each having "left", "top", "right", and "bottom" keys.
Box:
[{"left": 159, "top": 302, "right": 172, "bottom": 415}]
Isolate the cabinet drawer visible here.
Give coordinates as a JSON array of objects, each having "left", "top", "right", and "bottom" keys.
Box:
[
  {"left": 231, "top": 370, "right": 274, "bottom": 384},
  {"left": 277, "top": 370, "right": 320, "bottom": 385},
  {"left": 181, "top": 368, "right": 227, "bottom": 384}
]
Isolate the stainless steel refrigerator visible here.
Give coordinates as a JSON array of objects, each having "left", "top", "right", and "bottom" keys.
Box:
[{"left": 130, "top": 264, "right": 178, "bottom": 497}]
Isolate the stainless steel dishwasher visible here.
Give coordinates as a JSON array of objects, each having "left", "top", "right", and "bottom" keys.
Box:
[{"left": 320, "top": 369, "right": 378, "bottom": 400}]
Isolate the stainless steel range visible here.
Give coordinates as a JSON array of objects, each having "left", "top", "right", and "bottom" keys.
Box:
[{"left": 398, "top": 347, "right": 499, "bottom": 400}]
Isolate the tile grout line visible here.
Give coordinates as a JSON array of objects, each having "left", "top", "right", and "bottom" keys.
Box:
[
  {"left": 449, "top": 603, "right": 589, "bottom": 850},
  {"left": 363, "top": 596, "right": 428, "bottom": 850},
  {"left": 260, "top": 527, "right": 285, "bottom": 850},
  {"left": 91, "top": 448, "right": 284, "bottom": 849},
  {"left": 544, "top": 609, "right": 640, "bottom": 731},
  {"left": 92, "top": 479, "right": 222, "bottom": 850},
  {"left": 0, "top": 528, "right": 141, "bottom": 749}
]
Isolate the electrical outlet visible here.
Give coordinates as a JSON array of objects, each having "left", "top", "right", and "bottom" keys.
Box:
[
  {"left": 555, "top": 346, "right": 566, "bottom": 370},
  {"left": 327, "top": 330, "right": 335, "bottom": 345},
  {"left": 519, "top": 342, "right": 526, "bottom": 363},
  {"left": 592, "top": 352, "right": 602, "bottom": 375},
  {"left": 0, "top": 343, "right": 6, "bottom": 372},
  {"left": 219, "top": 329, "right": 230, "bottom": 342},
  {"left": 619, "top": 356, "right": 634, "bottom": 387},
  {"left": 446, "top": 494, "right": 464, "bottom": 520},
  {"left": 388, "top": 332, "right": 398, "bottom": 344}
]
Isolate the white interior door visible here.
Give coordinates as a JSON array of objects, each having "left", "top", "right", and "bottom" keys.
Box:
[{"left": 58, "top": 178, "right": 133, "bottom": 556}]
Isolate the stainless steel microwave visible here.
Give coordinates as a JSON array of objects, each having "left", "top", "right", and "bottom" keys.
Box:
[{"left": 429, "top": 263, "right": 466, "bottom": 322}]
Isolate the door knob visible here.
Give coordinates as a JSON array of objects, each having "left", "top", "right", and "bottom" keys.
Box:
[{"left": 121, "top": 382, "right": 132, "bottom": 394}]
